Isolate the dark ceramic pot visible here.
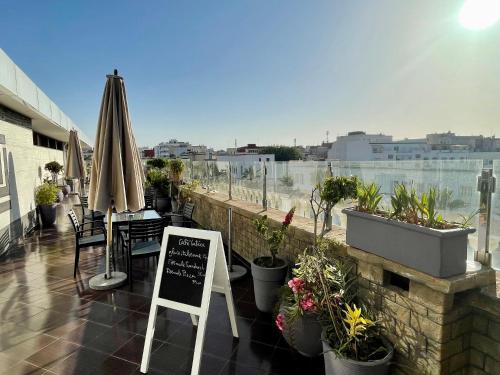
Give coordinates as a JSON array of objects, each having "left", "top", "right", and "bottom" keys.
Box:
[{"left": 39, "top": 204, "right": 57, "bottom": 226}]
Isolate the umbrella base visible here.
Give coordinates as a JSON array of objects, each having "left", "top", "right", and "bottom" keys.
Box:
[
  {"left": 229, "top": 265, "right": 247, "bottom": 282},
  {"left": 89, "top": 271, "right": 127, "bottom": 290}
]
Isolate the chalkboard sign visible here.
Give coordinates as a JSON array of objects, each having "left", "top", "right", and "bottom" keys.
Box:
[
  {"left": 158, "top": 234, "right": 210, "bottom": 307},
  {"left": 141, "top": 227, "right": 238, "bottom": 375}
]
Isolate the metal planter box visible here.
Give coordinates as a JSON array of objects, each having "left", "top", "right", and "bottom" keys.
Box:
[{"left": 342, "top": 208, "right": 475, "bottom": 278}]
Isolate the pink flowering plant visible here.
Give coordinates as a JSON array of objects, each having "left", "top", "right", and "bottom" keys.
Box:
[{"left": 253, "top": 207, "right": 295, "bottom": 268}]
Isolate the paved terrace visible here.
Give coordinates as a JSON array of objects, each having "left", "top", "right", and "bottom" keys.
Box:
[{"left": 0, "top": 196, "right": 323, "bottom": 375}]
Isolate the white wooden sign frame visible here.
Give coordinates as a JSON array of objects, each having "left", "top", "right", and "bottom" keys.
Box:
[{"left": 140, "top": 227, "right": 239, "bottom": 375}]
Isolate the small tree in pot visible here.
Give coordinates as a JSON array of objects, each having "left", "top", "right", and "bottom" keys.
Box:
[
  {"left": 35, "top": 182, "right": 59, "bottom": 226},
  {"left": 251, "top": 207, "right": 295, "bottom": 313},
  {"left": 168, "top": 159, "right": 185, "bottom": 212},
  {"left": 44, "top": 161, "right": 64, "bottom": 185}
]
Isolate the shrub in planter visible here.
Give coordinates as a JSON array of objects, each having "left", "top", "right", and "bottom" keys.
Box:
[
  {"left": 44, "top": 161, "right": 63, "bottom": 184},
  {"left": 251, "top": 208, "right": 295, "bottom": 313},
  {"left": 146, "top": 158, "right": 168, "bottom": 170},
  {"left": 344, "top": 182, "right": 475, "bottom": 277},
  {"left": 168, "top": 158, "right": 185, "bottom": 183},
  {"left": 146, "top": 168, "right": 170, "bottom": 212},
  {"left": 35, "top": 183, "right": 59, "bottom": 226}
]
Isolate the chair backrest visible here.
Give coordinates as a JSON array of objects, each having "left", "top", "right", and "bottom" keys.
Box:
[
  {"left": 182, "top": 203, "right": 195, "bottom": 220},
  {"left": 128, "top": 218, "right": 166, "bottom": 243},
  {"left": 68, "top": 209, "right": 81, "bottom": 234},
  {"left": 144, "top": 194, "right": 154, "bottom": 209}
]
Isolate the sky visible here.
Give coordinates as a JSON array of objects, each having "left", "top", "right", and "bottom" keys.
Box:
[{"left": 1, "top": 0, "right": 500, "bottom": 149}]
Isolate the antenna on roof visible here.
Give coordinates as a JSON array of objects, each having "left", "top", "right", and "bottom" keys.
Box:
[{"left": 114, "top": 69, "right": 118, "bottom": 75}]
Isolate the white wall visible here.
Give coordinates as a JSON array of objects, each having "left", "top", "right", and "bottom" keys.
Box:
[{"left": 0, "top": 119, "right": 64, "bottom": 235}]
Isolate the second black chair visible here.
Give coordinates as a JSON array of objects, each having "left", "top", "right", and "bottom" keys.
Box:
[{"left": 120, "top": 218, "right": 166, "bottom": 289}]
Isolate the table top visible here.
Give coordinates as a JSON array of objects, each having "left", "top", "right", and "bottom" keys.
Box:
[{"left": 105, "top": 209, "right": 161, "bottom": 223}]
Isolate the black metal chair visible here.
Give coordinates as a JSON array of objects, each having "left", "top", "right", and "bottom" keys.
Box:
[
  {"left": 144, "top": 193, "right": 155, "bottom": 209},
  {"left": 79, "top": 194, "right": 105, "bottom": 225},
  {"left": 120, "top": 218, "right": 166, "bottom": 289},
  {"left": 162, "top": 202, "right": 195, "bottom": 228},
  {"left": 68, "top": 209, "right": 107, "bottom": 278}
]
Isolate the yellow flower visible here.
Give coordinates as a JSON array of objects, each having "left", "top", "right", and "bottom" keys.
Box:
[{"left": 343, "top": 304, "right": 374, "bottom": 338}]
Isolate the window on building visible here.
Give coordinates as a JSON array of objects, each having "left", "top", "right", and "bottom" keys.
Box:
[
  {"left": 388, "top": 154, "right": 393, "bottom": 159},
  {"left": 33, "top": 131, "right": 64, "bottom": 151}
]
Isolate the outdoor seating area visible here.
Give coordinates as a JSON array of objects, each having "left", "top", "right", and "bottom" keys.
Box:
[{"left": 0, "top": 196, "right": 323, "bottom": 375}]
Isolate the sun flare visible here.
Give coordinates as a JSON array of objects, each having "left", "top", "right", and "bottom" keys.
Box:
[{"left": 459, "top": 0, "right": 500, "bottom": 30}]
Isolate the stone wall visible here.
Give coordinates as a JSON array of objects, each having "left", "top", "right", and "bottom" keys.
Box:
[{"left": 191, "top": 190, "right": 500, "bottom": 375}]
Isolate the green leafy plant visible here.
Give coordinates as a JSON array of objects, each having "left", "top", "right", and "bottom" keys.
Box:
[
  {"left": 146, "top": 168, "right": 170, "bottom": 196},
  {"left": 356, "top": 182, "right": 383, "bottom": 214},
  {"left": 168, "top": 159, "right": 185, "bottom": 182},
  {"left": 35, "top": 183, "right": 59, "bottom": 205},
  {"left": 146, "top": 158, "right": 168, "bottom": 169},
  {"left": 253, "top": 207, "right": 295, "bottom": 268},
  {"left": 180, "top": 179, "right": 200, "bottom": 205},
  {"left": 310, "top": 176, "right": 358, "bottom": 244},
  {"left": 44, "top": 161, "right": 64, "bottom": 174}
]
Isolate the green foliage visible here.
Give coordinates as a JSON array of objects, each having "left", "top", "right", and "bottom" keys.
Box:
[
  {"left": 310, "top": 176, "right": 358, "bottom": 243},
  {"left": 356, "top": 182, "right": 382, "bottom": 214},
  {"left": 253, "top": 208, "right": 295, "bottom": 267},
  {"left": 146, "top": 168, "right": 170, "bottom": 196},
  {"left": 389, "top": 184, "right": 446, "bottom": 228},
  {"left": 180, "top": 179, "right": 200, "bottom": 204},
  {"left": 259, "top": 146, "right": 302, "bottom": 161},
  {"left": 146, "top": 158, "right": 168, "bottom": 169},
  {"left": 169, "top": 159, "right": 185, "bottom": 181},
  {"left": 44, "top": 161, "right": 63, "bottom": 174},
  {"left": 35, "top": 183, "right": 59, "bottom": 205}
]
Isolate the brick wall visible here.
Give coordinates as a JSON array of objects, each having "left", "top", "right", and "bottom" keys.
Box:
[{"left": 191, "top": 190, "right": 500, "bottom": 375}]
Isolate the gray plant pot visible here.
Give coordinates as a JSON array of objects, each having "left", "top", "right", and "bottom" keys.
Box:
[
  {"left": 62, "top": 185, "right": 71, "bottom": 196},
  {"left": 342, "top": 208, "right": 475, "bottom": 278},
  {"left": 322, "top": 340, "right": 393, "bottom": 375},
  {"left": 251, "top": 256, "right": 288, "bottom": 313},
  {"left": 56, "top": 190, "right": 64, "bottom": 203},
  {"left": 39, "top": 204, "right": 57, "bottom": 226},
  {"left": 281, "top": 310, "right": 322, "bottom": 357}
]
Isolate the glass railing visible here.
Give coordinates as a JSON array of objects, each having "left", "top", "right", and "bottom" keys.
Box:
[{"left": 186, "top": 159, "right": 498, "bottom": 265}]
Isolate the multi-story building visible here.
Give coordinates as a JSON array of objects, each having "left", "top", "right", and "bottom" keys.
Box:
[
  {"left": 327, "top": 131, "right": 500, "bottom": 162},
  {"left": 153, "top": 139, "right": 190, "bottom": 158},
  {"left": 0, "top": 49, "right": 91, "bottom": 252}
]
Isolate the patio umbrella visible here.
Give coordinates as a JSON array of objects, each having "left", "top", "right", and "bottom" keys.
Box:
[
  {"left": 88, "top": 69, "right": 145, "bottom": 290},
  {"left": 65, "top": 129, "right": 86, "bottom": 194}
]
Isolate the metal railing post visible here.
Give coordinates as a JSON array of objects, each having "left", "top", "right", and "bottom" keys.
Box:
[
  {"left": 228, "top": 162, "right": 232, "bottom": 200},
  {"left": 325, "top": 161, "right": 333, "bottom": 231},
  {"left": 476, "top": 168, "right": 496, "bottom": 266},
  {"left": 262, "top": 162, "right": 267, "bottom": 210}
]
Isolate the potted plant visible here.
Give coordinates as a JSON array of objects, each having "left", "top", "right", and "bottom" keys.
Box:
[
  {"left": 251, "top": 207, "right": 295, "bottom": 313},
  {"left": 322, "top": 300, "right": 393, "bottom": 375},
  {"left": 35, "top": 182, "right": 60, "bottom": 226},
  {"left": 168, "top": 159, "right": 185, "bottom": 212},
  {"left": 44, "top": 161, "right": 64, "bottom": 185},
  {"left": 146, "top": 168, "right": 170, "bottom": 212},
  {"left": 275, "top": 175, "right": 358, "bottom": 356},
  {"left": 276, "top": 243, "right": 342, "bottom": 357},
  {"left": 343, "top": 182, "right": 476, "bottom": 277}
]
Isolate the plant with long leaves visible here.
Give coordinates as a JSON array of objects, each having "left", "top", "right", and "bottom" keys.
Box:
[{"left": 357, "top": 182, "right": 383, "bottom": 214}]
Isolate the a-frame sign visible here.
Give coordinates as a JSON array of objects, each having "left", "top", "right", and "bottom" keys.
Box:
[{"left": 140, "top": 227, "right": 239, "bottom": 375}]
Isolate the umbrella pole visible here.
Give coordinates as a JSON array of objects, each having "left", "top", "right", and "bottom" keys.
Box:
[
  {"left": 105, "top": 205, "right": 113, "bottom": 279},
  {"left": 89, "top": 204, "right": 127, "bottom": 290}
]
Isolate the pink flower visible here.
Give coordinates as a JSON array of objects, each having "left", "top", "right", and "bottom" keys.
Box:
[
  {"left": 300, "top": 293, "right": 316, "bottom": 312},
  {"left": 282, "top": 207, "right": 295, "bottom": 227},
  {"left": 287, "top": 277, "right": 304, "bottom": 294},
  {"left": 275, "top": 313, "right": 285, "bottom": 332}
]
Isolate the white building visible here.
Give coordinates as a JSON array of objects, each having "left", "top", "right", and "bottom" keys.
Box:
[
  {"left": 154, "top": 139, "right": 190, "bottom": 158},
  {"left": 217, "top": 153, "right": 275, "bottom": 178},
  {"left": 0, "top": 49, "right": 91, "bottom": 253},
  {"left": 328, "top": 131, "right": 500, "bottom": 162}
]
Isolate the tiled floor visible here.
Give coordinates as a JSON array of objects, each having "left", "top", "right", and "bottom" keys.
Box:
[{"left": 0, "top": 196, "right": 324, "bottom": 375}]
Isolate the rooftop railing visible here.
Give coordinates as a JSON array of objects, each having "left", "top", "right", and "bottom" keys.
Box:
[{"left": 184, "top": 159, "right": 499, "bottom": 269}]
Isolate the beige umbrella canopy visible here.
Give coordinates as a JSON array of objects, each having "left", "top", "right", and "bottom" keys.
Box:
[
  {"left": 65, "top": 129, "right": 86, "bottom": 193},
  {"left": 88, "top": 70, "right": 145, "bottom": 290}
]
